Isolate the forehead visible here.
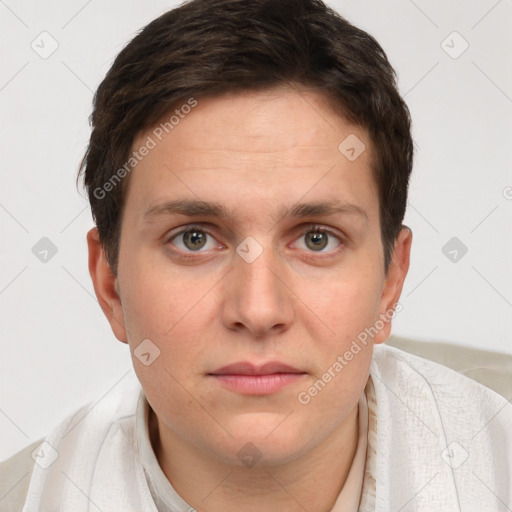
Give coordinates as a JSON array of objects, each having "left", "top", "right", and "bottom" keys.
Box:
[
  {"left": 141, "top": 87, "right": 368, "bottom": 154},
  {"left": 124, "top": 87, "right": 378, "bottom": 223}
]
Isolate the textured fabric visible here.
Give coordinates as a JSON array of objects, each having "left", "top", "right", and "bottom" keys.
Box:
[
  {"left": 0, "top": 438, "right": 42, "bottom": 512},
  {"left": 386, "top": 335, "right": 512, "bottom": 400},
  {"left": 368, "top": 345, "right": 512, "bottom": 510},
  {"left": 14, "top": 343, "right": 512, "bottom": 512},
  {"left": 136, "top": 383, "right": 369, "bottom": 512}
]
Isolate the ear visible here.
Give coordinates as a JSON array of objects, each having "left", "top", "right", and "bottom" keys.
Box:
[
  {"left": 373, "top": 225, "right": 412, "bottom": 344},
  {"left": 86, "top": 227, "right": 128, "bottom": 343}
]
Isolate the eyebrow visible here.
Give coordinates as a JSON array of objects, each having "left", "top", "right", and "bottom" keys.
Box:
[{"left": 143, "top": 198, "right": 368, "bottom": 223}]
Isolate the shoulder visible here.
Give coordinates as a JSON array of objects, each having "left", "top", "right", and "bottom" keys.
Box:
[
  {"left": 0, "top": 439, "right": 43, "bottom": 512},
  {"left": 385, "top": 335, "right": 512, "bottom": 399},
  {"left": 368, "top": 341, "right": 512, "bottom": 501},
  {"left": 371, "top": 342, "right": 512, "bottom": 419},
  {"left": 0, "top": 374, "right": 142, "bottom": 511}
]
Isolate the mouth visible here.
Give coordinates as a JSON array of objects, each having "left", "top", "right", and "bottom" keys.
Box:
[{"left": 208, "top": 361, "right": 307, "bottom": 395}]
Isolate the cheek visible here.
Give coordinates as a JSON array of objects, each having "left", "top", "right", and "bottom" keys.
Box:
[
  {"left": 120, "top": 258, "right": 216, "bottom": 376},
  {"left": 296, "top": 277, "right": 377, "bottom": 416},
  {"left": 304, "top": 269, "right": 382, "bottom": 346},
  {"left": 119, "top": 250, "right": 199, "bottom": 339}
]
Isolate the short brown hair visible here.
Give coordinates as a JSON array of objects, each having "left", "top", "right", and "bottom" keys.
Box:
[{"left": 77, "top": 0, "right": 414, "bottom": 275}]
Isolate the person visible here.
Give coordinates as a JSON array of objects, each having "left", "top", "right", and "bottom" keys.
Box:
[{"left": 2, "top": 0, "right": 511, "bottom": 510}]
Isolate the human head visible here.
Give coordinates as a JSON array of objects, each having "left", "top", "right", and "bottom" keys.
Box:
[
  {"left": 83, "top": 0, "right": 413, "bottom": 490},
  {"left": 77, "top": 0, "right": 414, "bottom": 277}
]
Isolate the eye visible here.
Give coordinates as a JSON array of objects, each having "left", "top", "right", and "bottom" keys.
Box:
[
  {"left": 166, "top": 225, "right": 219, "bottom": 254},
  {"left": 165, "top": 223, "right": 345, "bottom": 261},
  {"left": 294, "top": 224, "right": 344, "bottom": 254}
]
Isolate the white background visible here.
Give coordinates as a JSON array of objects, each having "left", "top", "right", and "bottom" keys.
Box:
[{"left": 1, "top": 0, "right": 511, "bottom": 461}]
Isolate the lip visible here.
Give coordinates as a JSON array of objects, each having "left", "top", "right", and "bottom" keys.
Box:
[
  {"left": 208, "top": 361, "right": 307, "bottom": 395},
  {"left": 209, "top": 361, "right": 304, "bottom": 376}
]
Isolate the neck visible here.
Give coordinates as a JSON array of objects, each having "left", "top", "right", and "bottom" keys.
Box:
[{"left": 148, "top": 402, "right": 360, "bottom": 512}]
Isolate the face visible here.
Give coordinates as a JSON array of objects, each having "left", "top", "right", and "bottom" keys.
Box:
[{"left": 88, "top": 86, "right": 411, "bottom": 468}]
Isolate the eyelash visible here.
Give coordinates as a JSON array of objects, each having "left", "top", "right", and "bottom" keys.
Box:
[{"left": 165, "top": 223, "right": 345, "bottom": 261}]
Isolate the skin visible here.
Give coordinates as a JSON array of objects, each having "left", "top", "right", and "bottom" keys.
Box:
[{"left": 87, "top": 85, "right": 412, "bottom": 511}]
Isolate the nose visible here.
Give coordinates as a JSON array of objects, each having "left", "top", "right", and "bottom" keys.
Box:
[{"left": 221, "top": 240, "right": 294, "bottom": 339}]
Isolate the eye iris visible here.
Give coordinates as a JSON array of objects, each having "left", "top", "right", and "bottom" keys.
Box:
[
  {"left": 183, "top": 230, "right": 207, "bottom": 250},
  {"left": 306, "top": 231, "right": 328, "bottom": 251}
]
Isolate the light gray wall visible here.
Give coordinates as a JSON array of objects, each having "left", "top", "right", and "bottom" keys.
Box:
[{"left": 1, "top": 0, "right": 510, "bottom": 461}]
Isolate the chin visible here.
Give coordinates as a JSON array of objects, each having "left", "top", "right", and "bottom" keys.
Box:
[{"left": 220, "top": 416, "right": 311, "bottom": 466}]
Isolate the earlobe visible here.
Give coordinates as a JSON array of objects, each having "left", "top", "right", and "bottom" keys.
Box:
[
  {"left": 373, "top": 225, "right": 413, "bottom": 344},
  {"left": 86, "top": 227, "right": 128, "bottom": 343}
]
